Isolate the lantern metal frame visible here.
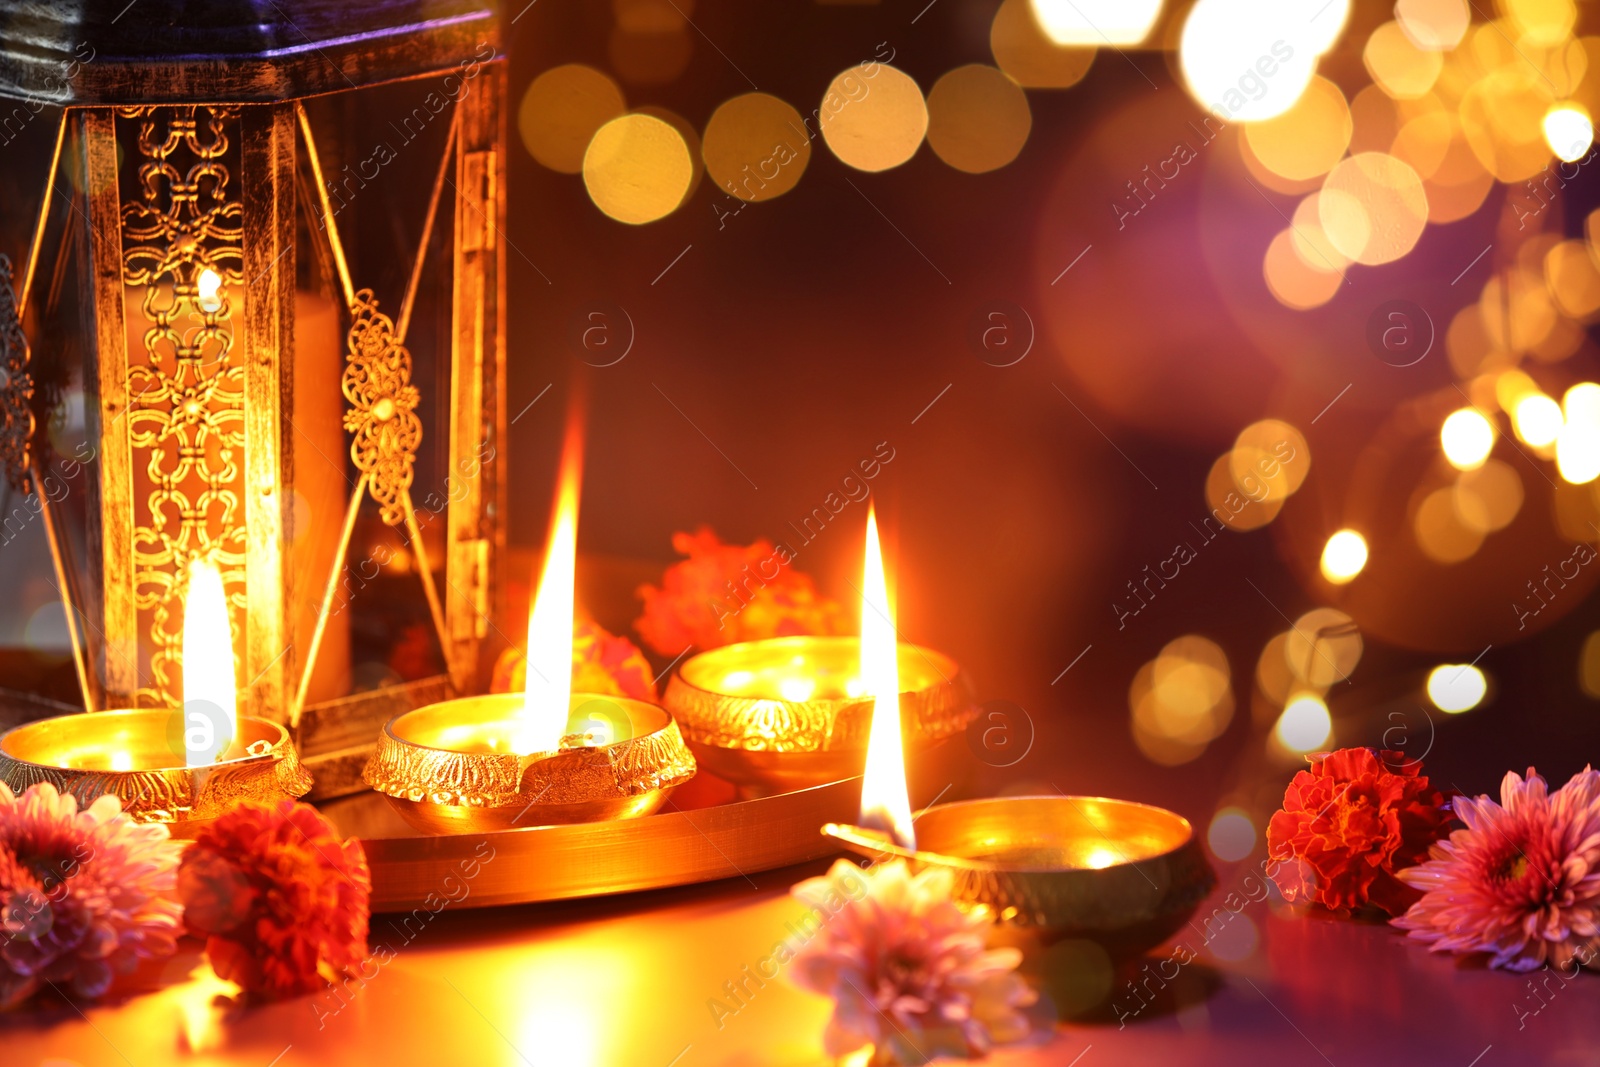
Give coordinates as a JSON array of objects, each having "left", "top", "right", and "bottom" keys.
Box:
[{"left": 0, "top": 1, "right": 508, "bottom": 792}]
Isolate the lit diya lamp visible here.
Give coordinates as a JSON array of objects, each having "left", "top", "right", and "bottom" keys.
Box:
[
  {"left": 822, "top": 523, "right": 1216, "bottom": 960},
  {"left": 663, "top": 509, "right": 977, "bottom": 794},
  {"left": 0, "top": 556, "right": 311, "bottom": 838},
  {"left": 364, "top": 420, "right": 696, "bottom": 833}
]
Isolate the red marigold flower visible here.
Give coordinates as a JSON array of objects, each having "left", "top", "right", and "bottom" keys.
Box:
[
  {"left": 1266, "top": 747, "right": 1451, "bottom": 915},
  {"left": 491, "top": 616, "right": 659, "bottom": 703},
  {"left": 634, "top": 527, "right": 848, "bottom": 656},
  {"left": 178, "top": 800, "right": 370, "bottom": 997}
]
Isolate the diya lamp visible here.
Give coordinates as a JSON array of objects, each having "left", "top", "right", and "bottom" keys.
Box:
[
  {"left": 821, "top": 518, "right": 1217, "bottom": 961},
  {"left": 663, "top": 510, "right": 978, "bottom": 794},
  {"left": 0, "top": 556, "right": 312, "bottom": 838},
  {"left": 364, "top": 421, "right": 696, "bottom": 834}
]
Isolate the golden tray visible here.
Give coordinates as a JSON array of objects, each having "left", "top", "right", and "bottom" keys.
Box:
[{"left": 322, "top": 772, "right": 868, "bottom": 913}]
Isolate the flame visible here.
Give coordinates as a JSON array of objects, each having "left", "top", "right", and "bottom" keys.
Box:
[
  {"left": 196, "top": 268, "right": 223, "bottom": 313},
  {"left": 182, "top": 556, "right": 237, "bottom": 767},
  {"left": 513, "top": 420, "right": 584, "bottom": 755},
  {"left": 858, "top": 506, "right": 915, "bottom": 850}
]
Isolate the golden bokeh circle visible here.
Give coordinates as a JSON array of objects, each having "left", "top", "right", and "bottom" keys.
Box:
[
  {"left": 1264, "top": 229, "right": 1342, "bottom": 310},
  {"left": 1365, "top": 20, "right": 1445, "bottom": 99},
  {"left": 926, "top": 64, "right": 1032, "bottom": 174},
  {"left": 1285, "top": 607, "right": 1362, "bottom": 687},
  {"left": 1318, "top": 152, "right": 1429, "bottom": 266},
  {"left": 990, "top": 0, "right": 1096, "bottom": 89},
  {"left": 1206, "top": 452, "right": 1283, "bottom": 530},
  {"left": 582, "top": 112, "right": 695, "bottom": 224},
  {"left": 1242, "top": 76, "right": 1352, "bottom": 182},
  {"left": 519, "top": 64, "right": 627, "bottom": 174},
  {"left": 1231, "top": 418, "right": 1311, "bottom": 502},
  {"left": 1453, "top": 459, "right": 1523, "bottom": 533},
  {"left": 819, "top": 64, "right": 928, "bottom": 173},
  {"left": 1396, "top": 0, "right": 1470, "bottom": 50},
  {"left": 1415, "top": 485, "right": 1485, "bottom": 563},
  {"left": 702, "top": 93, "right": 811, "bottom": 202}
]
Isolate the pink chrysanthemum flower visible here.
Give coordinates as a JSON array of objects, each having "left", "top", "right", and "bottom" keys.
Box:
[
  {"left": 0, "top": 782, "right": 183, "bottom": 1008},
  {"left": 789, "top": 859, "right": 1035, "bottom": 1065},
  {"left": 1393, "top": 767, "right": 1600, "bottom": 972}
]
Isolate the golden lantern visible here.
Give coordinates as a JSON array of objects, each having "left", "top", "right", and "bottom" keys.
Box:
[{"left": 0, "top": 1, "right": 507, "bottom": 792}]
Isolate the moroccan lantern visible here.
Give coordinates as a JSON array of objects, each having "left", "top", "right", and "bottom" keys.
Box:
[{"left": 0, "top": 0, "right": 507, "bottom": 786}]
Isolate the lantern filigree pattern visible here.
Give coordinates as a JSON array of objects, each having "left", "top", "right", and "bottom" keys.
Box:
[
  {"left": 0, "top": 252, "right": 34, "bottom": 492},
  {"left": 342, "top": 289, "right": 422, "bottom": 528},
  {"left": 119, "top": 105, "right": 247, "bottom": 706}
]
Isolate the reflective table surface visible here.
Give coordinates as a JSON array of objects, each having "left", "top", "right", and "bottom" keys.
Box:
[{"left": 5, "top": 851, "right": 1596, "bottom": 1067}]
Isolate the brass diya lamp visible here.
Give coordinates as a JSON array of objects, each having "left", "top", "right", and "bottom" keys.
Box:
[
  {"left": 364, "top": 692, "right": 695, "bottom": 833},
  {"left": 824, "top": 797, "right": 1215, "bottom": 960},
  {"left": 820, "top": 515, "right": 1214, "bottom": 960},
  {"left": 0, "top": 559, "right": 310, "bottom": 837},
  {"left": 364, "top": 419, "right": 695, "bottom": 833},
  {"left": 663, "top": 635, "right": 976, "bottom": 794}
]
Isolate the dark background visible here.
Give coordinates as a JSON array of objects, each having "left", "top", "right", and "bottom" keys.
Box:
[{"left": 492, "top": 0, "right": 1600, "bottom": 831}]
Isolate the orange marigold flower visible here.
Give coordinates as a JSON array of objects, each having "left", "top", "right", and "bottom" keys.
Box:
[
  {"left": 1266, "top": 747, "right": 1451, "bottom": 916},
  {"left": 634, "top": 527, "right": 848, "bottom": 656},
  {"left": 178, "top": 800, "right": 370, "bottom": 997}
]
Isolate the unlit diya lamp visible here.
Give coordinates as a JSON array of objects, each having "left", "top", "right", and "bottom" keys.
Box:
[
  {"left": 664, "top": 514, "right": 976, "bottom": 794},
  {"left": 0, "top": 558, "right": 311, "bottom": 838},
  {"left": 365, "top": 423, "right": 695, "bottom": 833},
  {"left": 820, "top": 514, "right": 1215, "bottom": 961}
]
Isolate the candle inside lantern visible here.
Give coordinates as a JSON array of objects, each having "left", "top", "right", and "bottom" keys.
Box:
[
  {"left": 182, "top": 555, "right": 238, "bottom": 767},
  {"left": 511, "top": 419, "right": 584, "bottom": 755},
  {"left": 858, "top": 506, "right": 916, "bottom": 850}
]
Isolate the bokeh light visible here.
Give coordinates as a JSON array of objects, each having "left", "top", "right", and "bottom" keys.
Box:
[
  {"left": 1286, "top": 607, "right": 1362, "bottom": 687},
  {"left": 1364, "top": 21, "right": 1444, "bottom": 100},
  {"left": 1206, "top": 452, "right": 1282, "bottom": 531},
  {"left": 1557, "top": 382, "right": 1600, "bottom": 484},
  {"left": 1289, "top": 192, "right": 1352, "bottom": 273},
  {"left": 1264, "top": 229, "right": 1342, "bottom": 309},
  {"left": 1426, "top": 663, "right": 1487, "bottom": 713},
  {"left": 1028, "top": 0, "right": 1162, "bottom": 46},
  {"left": 1274, "top": 694, "right": 1332, "bottom": 752},
  {"left": 990, "top": 0, "right": 1097, "bottom": 89},
  {"left": 1453, "top": 459, "right": 1523, "bottom": 533},
  {"left": 1513, "top": 393, "right": 1564, "bottom": 447},
  {"left": 1544, "top": 105, "right": 1594, "bottom": 163},
  {"left": 1395, "top": 0, "right": 1469, "bottom": 50},
  {"left": 608, "top": 0, "right": 693, "bottom": 85},
  {"left": 1580, "top": 631, "right": 1600, "bottom": 699},
  {"left": 1207, "top": 807, "right": 1257, "bottom": 862},
  {"left": 1320, "top": 529, "right": 1368, "bottom": 584},
  {"left": 519, "top": 64, "right": 626, "bottom": 174},
  {"left": 1505, "top": 0, "right": 1577, "bottom": 47},
  {"left": 1440, "top": 408, "right": 1495, "bottom": 470},
  {"left": 1544, "top": 238, "right": 1600, "bottom": 319},
  {"left": 1179, "top": 0, "right": 1318, "bottom": 123},
  {"left": 702, "top": 93, "right": 811, "bottom": 202},
  {"left": 819, "top": 64, "right": 928, "bottom": 172},
  {"left": 1231, "top": 419, "right": 1311, "bottom": 503},
  {"left": 583, "top": 112, "right": 695, "bottom": 224},
  {"left": 1255, "top": 632, "right": 1295, "bottom": 705},
  {"left": 1242, "top": 76, "right": 1353, "bottom": 181},
  {"left": 1130, "top": 636, "right": 1235, "bottom": 765},
  {"left": 1318, "top": 152, "right": 1428, "bottom": 266},
  {"left": 1415, "top": 486, "right": 1485, "bottom": 562},
  {"left": 925, "top": 65, "right": 1032, "bottom": 174}
]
